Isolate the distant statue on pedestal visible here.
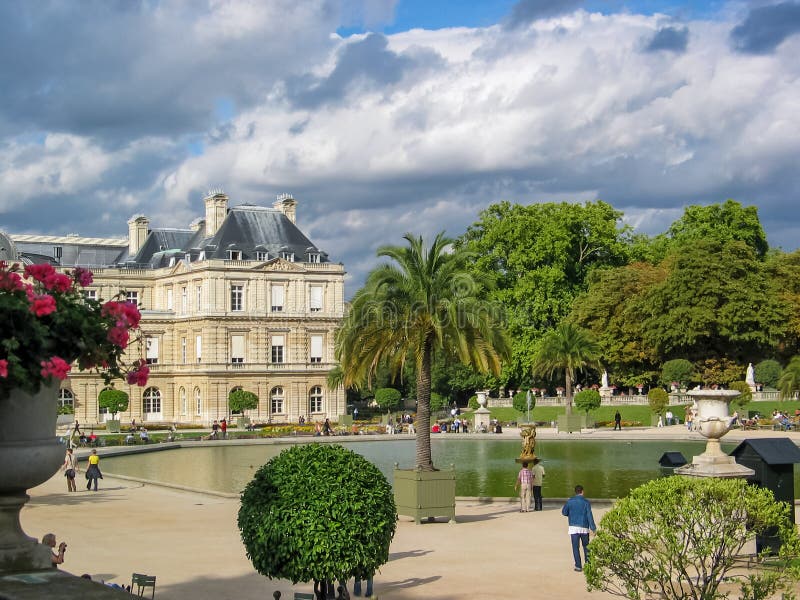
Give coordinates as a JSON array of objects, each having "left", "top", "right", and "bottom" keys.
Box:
[
  {"left": 601, "top": 370, "right": 609, "bottom": 389},
  {"left": 746, "top": 363, "right": 756, "bottom": 392}
]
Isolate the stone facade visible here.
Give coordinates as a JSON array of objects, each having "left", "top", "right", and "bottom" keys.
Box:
[{"left": 6, "top": 193, "right": 346, "bottom": 426}]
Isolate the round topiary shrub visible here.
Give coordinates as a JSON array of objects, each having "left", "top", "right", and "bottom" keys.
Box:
[
  {"left": 467, "top": 395, "right": 479, "bottom": 410},
  {"left": 238, "top": 444, "right": 396, "bottom": 593},
  {"left": 98, "top": 388, "right": 129, "bottom": 419}
]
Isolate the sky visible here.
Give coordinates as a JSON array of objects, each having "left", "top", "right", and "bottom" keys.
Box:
[{"left": 1, "top": 0, "right": 799, "bottom": 291}]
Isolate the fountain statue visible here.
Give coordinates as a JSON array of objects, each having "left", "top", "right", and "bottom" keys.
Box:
[
  {"left": 675, "top": 389, "right": 754, "bottom": 479},
  {"left": 515, "top": 424, "right": 537, "bottom": 463}
]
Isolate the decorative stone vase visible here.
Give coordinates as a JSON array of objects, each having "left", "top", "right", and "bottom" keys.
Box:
[{"left": 0, "top": 384, "right": 65, "bottom": 573}]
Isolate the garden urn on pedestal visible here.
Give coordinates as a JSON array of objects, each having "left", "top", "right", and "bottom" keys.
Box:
[{"left": 473, "top": 390, "right": 491, "bottom": 433}]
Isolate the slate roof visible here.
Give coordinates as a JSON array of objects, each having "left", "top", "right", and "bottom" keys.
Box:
[{"left": 730, "top": 438, "right": 800, "bottom": 465}]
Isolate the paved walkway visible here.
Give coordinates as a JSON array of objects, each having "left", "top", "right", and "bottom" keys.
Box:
[{"left": 21, "top": 425, "right": 800, "bottom": 600}]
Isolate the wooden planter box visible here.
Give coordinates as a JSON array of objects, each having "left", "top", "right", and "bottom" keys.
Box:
[
  {"left": 393, "top": 465, "right": 456, "bottom": 524},
  {"left": 105, "top": 419, "right": 121, "bottom": 433}
]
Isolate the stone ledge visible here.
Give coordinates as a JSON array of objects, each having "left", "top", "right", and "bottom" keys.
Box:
[{"left": 0, "top": 569, "right": 128, "bottom": 599}]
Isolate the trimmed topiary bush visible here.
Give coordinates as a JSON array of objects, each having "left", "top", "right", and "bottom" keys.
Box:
[
  {"left": 513, "top": 391, "right": 536, "bottom": 413},
  {"left": 238, "top": 444, "right": 396, "bottom": 597},
  {"left": 373, "top": 387, "right": 402, "bottom": 411},
  {"left": 467, "top": 395, "right": 479, "bottom": 410},
  {"left": 755, "top": 359, "right": 782, "bottom": 389},
  {"left": 229, "top": 389, "right": 259, "bottom": 414},
  {"left": 574, "top": 389, "right": 601, "bottom": 415},
  {"left": 98, "top": 388, "right": 129, "bottom": 419},
  {"left": 647, "top": 388, "right": 669, "bottom": 417}
]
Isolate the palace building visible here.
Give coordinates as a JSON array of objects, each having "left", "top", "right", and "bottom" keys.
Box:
[{"left": 1, "top": 192, "right": 346, "bottom": 425}]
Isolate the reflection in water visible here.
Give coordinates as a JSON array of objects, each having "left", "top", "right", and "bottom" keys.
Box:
[{"left": 100, "top": 439, "right": 765, "bottom": 499}]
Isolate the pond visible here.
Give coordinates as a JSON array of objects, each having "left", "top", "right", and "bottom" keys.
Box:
[{"left": 98, "top": 438, "right": 777, "bottom": 499}]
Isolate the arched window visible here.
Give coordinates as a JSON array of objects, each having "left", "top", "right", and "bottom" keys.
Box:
[
  {"left": 143, "top": 387, "right": 161, "bottom": 415},
  {"left": 270, "top": 387, "right": 284, "bottom": 414},
  {"left": 179, "top": 387, "right": 187, "bottom": 416},
  {"left": 59, "top": 388, "right": 74, "bottom": 410},
  {"left": 194, "top": 387, "right": 202, "bottom": 416},
  {"left": 309, "top": 386, "right": 323, "bottom": 413}
]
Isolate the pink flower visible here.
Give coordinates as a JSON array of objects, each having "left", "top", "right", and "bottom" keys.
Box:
[
  {"left": 24, "top": 264, "right": 56, "bottom": 283},
  {"left": 71, "top": 267, "right": 93, "bottom": 287},
  {"left": 47, "top": 273, "right": 73, "bottom": 293},
  {"left": 0, "top": 359, "right": 8, "bottom": 378},
  {"left": 107, "top": 326, "right": 130, "bottom": 349},
  {"left": 23, "top": 264, "right": 73, "bottom": 292},
  {"left": 29, "top": 294, "right": 57, "bottom": 317},
  {"left": 102, "top": 301, "right": 141, "bottom": 329},
  {"left": 0, "top": 268, "right": 23, "bottom": 291},
  {"left": 40, "top": 357, "right": 71, "bottom": 380},
  {"left": 126, "top": 360, "right": 149, "bottom": 386}
]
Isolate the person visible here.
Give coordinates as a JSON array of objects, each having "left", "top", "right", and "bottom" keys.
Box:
[
  {"left": 220, "top": 418, "right": 227, "bottom": 439},
  {"left": 323, "top": 418, "right": 332, "bottom": 436},
  {"left": 315, "top": 421, "right": 322, "bottom": 436},
  {"left": 431, "top": 422, "right": 440, "bottom": 433},
  {"left": 531, "top": 458, "right": 545, "bottom": 511},
  {"left": 515, "top": 461, "right": 532, "bottom": 512},
  {"left": 353, "top": 575, "right": 373, "bottom": 597},
  {"left": 42, "top": 533, "right": 66, "bottom": 566},
  {"left": 167, "top": 423, "right": 177, "bottom": 442},
  {"left": 211, "top": 420, "right": 219, "bottom": 439},
  {"left": 298, "top": 415, "right": 305, "bottom": 425},
  {"left": 730, "top": 411, "right": 739, "bottom": 427},
  {"left": 353, "top": 407, "right": 359, "bottom": 420},
  {"left": 63, "top": 447, "right": 78, "bottom": 492},
  {"left": 665, "top": 410, "right": 673, "bottom": 426},
  {"left": 461, "top": 419, "right": 468, "bottom": 434},
  {"left": 139, "top": 427, "right": 149, "bottom": 443},
  {"left": 657, "top": 414, "right": 663, "bottom": 427},
  {"left": 407, "top": 419, "right": 416, "bottom": 434},
  {"left": 561, "top": 484, "right": 596, "bottom": 572},
  {"left": 88, "top": 429, "right": 98, "bottom": 446},
  {"left": 85, "top": 448, "right": 102, "bottom": 491},
  {"left": 613, "top": 410, "right": 622, "bottom": 431}
]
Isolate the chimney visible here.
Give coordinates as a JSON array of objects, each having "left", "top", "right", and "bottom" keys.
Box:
[
  {"left": 204, "top": 190, "right": 229, "bottom": 237},
  {"left": 127, "top": 215, "right": 150, "bottom": 257},
  {"left": 273, "top": 193, "right": 297, "bottom": 224}
]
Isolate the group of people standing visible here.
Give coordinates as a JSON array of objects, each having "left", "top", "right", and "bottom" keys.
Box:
[
  {"left": 62, "top": 447, "right": 102, "bottom": 492},
  {"left": 514, "top": 458, "right": 545, "bottom": 512}
]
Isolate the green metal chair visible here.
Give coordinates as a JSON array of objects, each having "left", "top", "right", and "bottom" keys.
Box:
[{"left": 131, "top": 572, "right": 156, "bottom": 598}]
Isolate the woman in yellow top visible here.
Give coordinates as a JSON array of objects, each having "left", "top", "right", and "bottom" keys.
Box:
[{"left": 85, "top": 449, "right": 103, "bottom": 491}]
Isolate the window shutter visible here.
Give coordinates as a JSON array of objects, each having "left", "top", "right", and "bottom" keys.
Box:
[
  {"left": 146, "top": 337, "right": 159, "bottom": 360},
  {"left": 310, "top": 335, "right": 323, "bottom": 360},
  {"left": 309, "top": 285, "right": 323, "bottom": 310},
  {"left": 272, "top": 285, "right": 284, "bottom": 308},
  {"left": 231, "top": 335, "right": 245, "bottom": 360}
]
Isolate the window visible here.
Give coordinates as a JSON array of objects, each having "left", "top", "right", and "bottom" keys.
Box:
[
  {"left": 59, "top": 388, "right": 74, "bottom": 411},
  {"left": 309, "top": 285, "right": 323, "bottom": 312},
  {"left": 271, "top": 387, "right": 284, "bottom": 413},
  {"left": 308, "top": 253, "right": 320, "bottom": 263},
  {"left": 199, "top": 251, "right": 206, "bottom": 261},
  {"left": 271, "top": 285, "right": 284, "bottom": 312},
  {"left": 195, "top": 387, "right": 202, "bottom": 415},
  {"left": 196, "top": 335, "right": 202, "bottom": 363},
  {"left": 231, "top": 334, "right": 245, "bottom": 364},
  {"left": 180, "top": 387, "right": 187, "bottom": 415},
  {"left": 281, "top": 251, "right": 294, "bottom": 262},
  {"left": 84, "top": 289, "right": 97, "bottom": 301},
  {"left": 125, "top": 291, "right": 138, "bottom": 306},
  {"left": 271, "top": 335, "right": 285, "bottom": 364},
  {"left": 227, "top": 250, "right": 242, "bottom": 260},
  {"left": 145, "top": 336, "right": 159, "bottom": 365},
  {"left": 181, "top": 337, "right": 187, "bottom": 364},
  {"left": 166, "top": 288, "right": 173, "bottom": 310},
  {"left": 309, "top": 386, "right": 323, "bottom": 413},
  {"left": 310, "top": 335, "right": 323, "bottom": 364},
  {"left": 184, "top": 253, "right": 191, "bottom": 263},
  {"left": 231, "top": 285, "right": 244, "bottom": 311},
  {"left": 256, "top": 251, "right": 268, "bottom": 261},
  {"left": 181, "top": 286, "right": 187, "bottom": 313},
  {"left": 143, "top": 387, "right": 161, "bottom": 415},
  {"left": 53, "top": 246, "right": 63, "bottom": 260},
  {"left": 196, "top": 285, "right": 202, "bottom": 312}
]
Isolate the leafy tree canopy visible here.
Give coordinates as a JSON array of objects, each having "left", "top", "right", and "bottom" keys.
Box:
[
  {"left": 661, "top": 359, "right": 694, "bottom": 387},
  {"left": 696, "top": 358, "right": 743, "bottom": 387},
  {"left": 754, "top": 359, "right": 782, "bottom": 389},
  {"left": 238, "top": 444, "right": 396, "bottom": 589},
  {"left": 98, "top": 388, "right": 129, "bottom": 419},
  {"left": 373, "top": 388, "right": 402, "bottom": 411},
  {"left": 586, "top": 476, "right": 800, "bottom": 600},
  {"left": 228, "top": 389, "right": 258, "bottom": 413},
  {"left": 647, "top": 388, "right": 669, "bottom": 415},
  {"left": 574, "top": 389, "right": 601, "bottom": 415}
]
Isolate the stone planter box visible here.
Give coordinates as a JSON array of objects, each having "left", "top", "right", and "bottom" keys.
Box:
[{"left": 393, "top": 465, "right": 456, "bottom": 524}]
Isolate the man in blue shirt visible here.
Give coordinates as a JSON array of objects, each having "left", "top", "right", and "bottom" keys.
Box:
[{"left": 561, "top": 484, "right": 597, "bottom": 572}]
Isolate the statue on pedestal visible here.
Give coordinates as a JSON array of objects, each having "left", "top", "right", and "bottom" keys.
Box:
[{"left": 516, "top": 424, "right": 537, "bottom": 463}]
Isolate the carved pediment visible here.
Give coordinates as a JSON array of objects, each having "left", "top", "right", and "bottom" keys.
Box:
[
  {"left": 258, "top": 258, "right": 306, "bottom": 272},
  {"left": 168, "top": 260, "right": 190, "bottom": 275}
]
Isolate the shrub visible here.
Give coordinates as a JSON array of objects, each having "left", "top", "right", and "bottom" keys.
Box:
[
  {"left": 238, "top": 444, "right": 396, "bottom": 590},
  {"left": 229, "top": 389, "right": 259, "bottom": 414},
  {"left": 513, "top": 391, "right": 536, "bottom": 413},
  {"left": 755, "top": 359, "right": 782, "bottom": 388},
  {"left": 574, "top": 389, "right": 601, "bottom": 415},
  {"left": 373, "top": 387, "right": 402, "bottom": 411},
  {"left": 98, "top": 388, "right": 129, "bottom": 419},
  {"left": 431, "top": 392, "right": 449, "bottom": 412},
  {"left": 586, "top": 477, "right": 800, "bottom": 600},
  {"left": 647, "top": 388, "right": 669, "bottom": 416},
  {"left": 467, "top": 395, "right": 479, "bottom": 410}
]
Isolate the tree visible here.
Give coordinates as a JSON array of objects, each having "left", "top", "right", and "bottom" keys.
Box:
[
  {"left": 728, "top": 381, "right": 752, "bottom": 412},
  {"left": 228, "top": 389, "right": 258, "bottom": 414},
  {"left": 532, "top": 322, "right": 601, "bottom": 415},
  {"left": 778, "top": 356, "right": 800, "bottom": 400},
  {"left": 98, "top": 388, "right": 129, "bottom": 419},
  {"left": 697, "top": 358, "right": 742, "bottom": 387},
  {"left": 660, "top": 359, "right": 693, "bottom": 388},
  {"left": 373, "top": 388, "right": 402, "bottom": 412},
  {"left": 647, "top": 388, "right": 669, "bottom": 417},
  {"left": 238, "top": 444, "right": 396, "bottom": 599},
  {"left": 585, "top": 476, "right": 800, "bottom": 600},
  {"left": 334, "top": 232, "right": 509, "bottom": 470},
  {"left": 754, "top": 359, "right": 782, "bottom": 389},
  {"left": 512, "top": 390, "right": 536, "bottom": 413},
  {"left": 573, "top": 389, "right": 601, "bottom": 416}
]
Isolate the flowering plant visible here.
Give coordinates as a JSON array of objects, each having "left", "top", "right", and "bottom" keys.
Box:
[{"left": 0, "top": 261, "right": 149, "bottom": 400}]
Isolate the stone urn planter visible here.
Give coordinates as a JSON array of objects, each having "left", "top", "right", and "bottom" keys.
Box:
[
  {"left": 393, "top": 464, "right": 456, "bottom": 524},
  {"left": 0, "top": 384, "right": 65, "bottom": 572}
]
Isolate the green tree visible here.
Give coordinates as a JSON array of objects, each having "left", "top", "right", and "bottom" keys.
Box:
[
  {"left": 754, "top": 359, "right": 782, "bottom": 389},
  {"left": 697, "top": 358, "right": 742, "bottom": 387},
  {"left": 228, "top": 389, "right": 258, "bottom": 414},
  {"left": 728, "top": 381, "right": 753, "bottom": 412},
  {"left": 660, "top": 359, "right": 694, "bottom": 388},
  {"left": 585, "top": 476, "right": 800, "bottom": 600},
  {"left": 647, "top": 388, "right": 669, "bottom": 417},
  {"left": 532, "top": 322, "right": 601, "bottom": 415},
  {"left": 778, "top": 356, "right": 800, "bottom": 400},
  {"left": 98, "top": 388, "right": 129, "bottom": 419},
  {"left": 573, "top": 389, "right": 601, "bottom": 416},
  {"left": 238, "top": 444, "right": 396, "bottom": 598},
  {"left": 457, "top": 200, "right": 631, "bottom": 380},
  {"left": 512, "top": 390, "right": 536, "bottom": 413},
  {"left": 334, "top": 233, "right": 510, "bottom": 470},
  {"left": 373, "top": 388, "right": 402, "bottom": 412}
]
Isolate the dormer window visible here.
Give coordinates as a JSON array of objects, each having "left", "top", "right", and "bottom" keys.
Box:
[
  {"left": 256, "top": 251, "right": 269, "bottom": 261},
  {"left": 185, "top": 253, "right": 191, "bottom": 262},
  {"left": 227, "top": 250, "right": 242, "bottom": 260},
  {"left": 308, "top": 253, "right": 321, "bottom": 263},
  {"left": 198, "top": 251, "right": 206, "bottom": 261},
  {"left": 281, "top": 251, "right": 294, "bottom": 262}
]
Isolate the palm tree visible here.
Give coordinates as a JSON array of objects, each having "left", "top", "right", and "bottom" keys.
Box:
[
  {"left": 532, "top": 322, "right": 601, "bottom": 415},
  {"left": 334, "top": 232, "right": 510, "bottom": 470},
  {"left": 778, "top": 356, "right": 800, "bottom": 400}
]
